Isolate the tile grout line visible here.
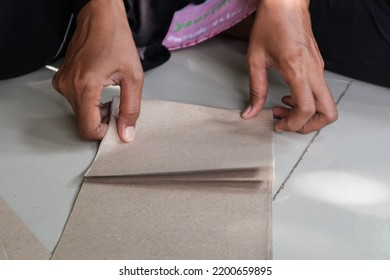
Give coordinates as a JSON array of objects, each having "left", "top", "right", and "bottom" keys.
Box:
[
  {"left": 272, "top": 132, "right": 319, "bottom": 200},
  {"left": 272, "top": 80, "right": 353, "bottom": 201},
  {"left": 334, "top": 80, "right": 353, "bottom": 105}
]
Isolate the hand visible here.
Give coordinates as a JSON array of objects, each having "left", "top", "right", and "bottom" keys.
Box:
[
  {"left": 52, "top": 0, "right": 143, "bottom": 142},
  {"left": 242, "top": 0, "right": 338, "bottom": 133}
]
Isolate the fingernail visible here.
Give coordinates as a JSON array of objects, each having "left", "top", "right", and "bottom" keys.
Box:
[
  {"left": 125, "top": 126, "right": 136, "bottom": 142},
  {"left": 242, "top": 105, "right": 252, "bottom": 118}
]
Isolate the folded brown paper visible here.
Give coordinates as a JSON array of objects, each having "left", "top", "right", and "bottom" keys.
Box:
[
  {"left": 0, "top": 198, "right": 50, "bottom": 260},
  {"left": 86, "top": 98, "right": 274, "bottom": 181},
  {"left": 53, "top": 97, "right": 274, "bottom": 260}
]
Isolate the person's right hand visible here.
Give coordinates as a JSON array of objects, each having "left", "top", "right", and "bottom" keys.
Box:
[{"left": 52, "top": 0, "right": 143, "bottom": 142}]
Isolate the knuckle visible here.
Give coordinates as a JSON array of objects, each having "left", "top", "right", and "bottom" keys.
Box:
[
  {"left": 299, "top": 104, "right": 316, "bottom": 118},
  {"left": 284, "top": 121, "right": 299, "bottom": 132},
  {"left": 281, "top": 116, "right": 300, "bottom": 131},
  {"left": 52, "top": 72, "right": 64, "bottom": 94},
  {"left": 250, "top": 86, "right": 267, "bottom": 99},
  {"left": 121, "top": 106, "right": 140, "bottom": 119},
  {"left": 72, "top": 73, "right": 95, "bottom": 94},
  {"left": 281, "top": 47, "right": 306, "bottom": 66},
  {"left": 326, "top": 109, "right": 339, "bottom": 124},
  {"left": 129, "top": 69, "right": 144, "bottom": 84},
  {"left": 247, "top": 57, "right": 263, "bottom": 73},
  {"left": 247, "top": 49, "right": 266, "bottom": 70}
]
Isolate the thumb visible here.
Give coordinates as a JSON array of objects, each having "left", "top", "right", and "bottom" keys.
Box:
[
  {"left": 242, "top": 65, "right": 268, "bottom": 119},
  {"left": 117, "top": 76, "right": 143, "bottom": 142}
]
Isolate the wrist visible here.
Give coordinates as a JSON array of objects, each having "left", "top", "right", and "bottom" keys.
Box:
[
  {"left": 77, "top": 0, "right": 126, "bottom": 22},
  {"left": 258, "top": 0, "right": 309, "bottom": 11}
]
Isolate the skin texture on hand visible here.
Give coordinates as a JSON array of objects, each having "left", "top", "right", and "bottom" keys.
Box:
[
  {"left": 52, "top": 0, "right": 144, "bottom": 142},
  {"left": 242, "top": 0, "right": 338, "bottom": 133}
]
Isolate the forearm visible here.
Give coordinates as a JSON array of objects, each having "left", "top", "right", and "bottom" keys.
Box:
[{"left": 76, "top": 0, "right": 128, "bottom": 25}]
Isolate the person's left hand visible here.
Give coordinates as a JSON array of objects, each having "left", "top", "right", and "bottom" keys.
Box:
[{"left": 242, "top": 0, "right": 338, "bottom": 134}]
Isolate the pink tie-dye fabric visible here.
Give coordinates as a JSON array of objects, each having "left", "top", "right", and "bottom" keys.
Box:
[{"left": 163, "top": 0, "right": 258, "bottom": 50}]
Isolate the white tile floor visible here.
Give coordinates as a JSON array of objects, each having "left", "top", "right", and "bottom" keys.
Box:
[
  {"left": 0, "top": 36, "right": 389, "bottom": 259},
  {"left": 273, "top": 79, "right": 390, "bottom": 259}
]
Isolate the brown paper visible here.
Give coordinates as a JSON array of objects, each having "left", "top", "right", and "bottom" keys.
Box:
[
  {"left": 53, "top": 97, "right": 274, "bottom": 259},
  {"left": 53, "top": 181, "right": 272, "bottom": 260},
  {"left": 86, "top": 98, "right": 274, "bottom": 181},
  {"left": 0, "top": 198, "right": 50, "bottom": 260}
]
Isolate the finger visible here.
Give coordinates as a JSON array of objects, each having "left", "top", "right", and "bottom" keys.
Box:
[
  {"left": 272, "top": 106, "right": 289, "bottom": 119},
  {"left": 281, "top": 95, "right": 294, "bottom": 107},
  {"left": 117, "top": 73, "right": 143, "bottom": 142},
  {"left": 297, "top": 79, "right": 338, "bottom": 133},
  {"left": 274, "top": 81, "right": 315, "bottom": 132},
  {"left": 275, "top": 68, "right": 338, "bottom": 133},
  {"left": 272, "top": 96, "right": 294, "bottom": 119},
  {"left": 242, "top": 66, "right": 268, "bottom": 120},
  {"left": 77, "top": 86, "right": 108, "bottom": 140}
]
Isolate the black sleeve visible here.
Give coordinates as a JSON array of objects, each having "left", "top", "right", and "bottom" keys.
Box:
[{"left": 310, "top": 0, "right": 390, "bottom": 87}]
